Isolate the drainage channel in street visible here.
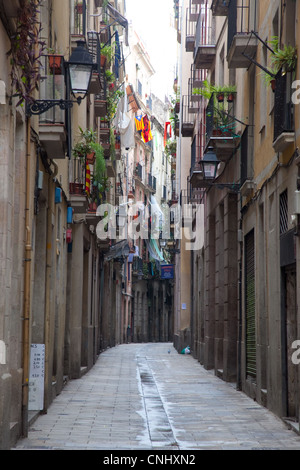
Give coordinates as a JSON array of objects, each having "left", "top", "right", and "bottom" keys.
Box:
[{"left": 137, "top": 356, "right": 179, "bottom": 450}]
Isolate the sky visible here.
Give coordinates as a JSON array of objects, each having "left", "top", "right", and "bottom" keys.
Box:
[{"left": 124, "top": 0, "right": 178, "bottom": 101}]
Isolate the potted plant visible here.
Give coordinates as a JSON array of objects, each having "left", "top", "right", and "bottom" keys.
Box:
[
  {"left": 193, "top": 80, "right": 236, "bottom": 102},
  {"left": 165, "top": 140, "right": 177, "bottom": 157},
  {"left": 101, "top": 43, "right": 114, "bottom": 68},
  {"left": 216, "top": 91, "right": 224, "bottom": 102},
  {"left": 259, "top": 36, "right": 297, "bottom": 91},
  {"left": 73, "top": 127, "right": 104, "bottom": 166},
  {"left": 226, "top": 85, "right": 237, "bottom": 102},
  {"left": 75, "top": 2, "right": 83, "bottom": 14},
  {"left": 47, "top": 48, "right": 63, "bottom": 74}
]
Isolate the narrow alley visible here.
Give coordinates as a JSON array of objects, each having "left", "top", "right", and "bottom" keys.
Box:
[{"left": 13, "top": 343, "right": 300, "bottom": 451}]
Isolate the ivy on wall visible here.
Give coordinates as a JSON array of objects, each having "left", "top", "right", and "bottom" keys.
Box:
[{"left": 7, "top": 0, "right": 46, "bottom": 106}]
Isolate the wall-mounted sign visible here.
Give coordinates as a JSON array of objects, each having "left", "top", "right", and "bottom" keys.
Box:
[
  {"left": 160, "top": 264, "right": 174, "bottom": 280},
  {"left": 28, "top": 344, "right": 45, "bottom": 411}
]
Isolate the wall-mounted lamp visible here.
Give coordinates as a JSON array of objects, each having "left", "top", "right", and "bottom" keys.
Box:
[
  {"left": 195, "top": 146, "right": 240, "bottom": 192},
  {"left": 26, "top": 41, "right": 94, "bottom": 117}
]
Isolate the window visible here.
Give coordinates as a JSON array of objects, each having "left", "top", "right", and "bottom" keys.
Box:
[
  {"left": 280, "top": 190, "right": 288, "bottom": 235},
  {"left": 245, "top": 229, "right": 256, "bottom": 379}
]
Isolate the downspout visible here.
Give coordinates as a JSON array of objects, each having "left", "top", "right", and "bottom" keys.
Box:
[{"left": 22, "top": 117, "right": 32, "bottom": 438}]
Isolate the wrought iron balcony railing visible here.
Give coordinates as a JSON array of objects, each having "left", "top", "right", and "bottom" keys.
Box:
[
  {"left": 39, "top": 55, "right": 65, "bottom": 124},
  {"left": 193, "top": 3, "right": 216, "bottom": 69},
  {"left": 205, "top": 91, "right": 237, "bottom": 142},
  {"left": 71, "top": 0, "right": 87, "bottom": 37},
  {"left": 181, "top": 95, "right": 195, "bottom": 138},
  {"left": 185, "top": 8, "right": 196, "bottom": 52},
  {"left": 273, "top": 71, "right": 295, "bottom": 147},
  {"left": 227, "top": 0, "right": 257, "bottom": 55}
]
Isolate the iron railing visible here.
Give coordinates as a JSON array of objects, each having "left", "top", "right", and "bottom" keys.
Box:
[
  {"left": 195, "top": 2, "right": 216, "bottom": 48},
  {"left": 186, "top": 8, "right": 196, "bottom": 52},
  {"left": 227, "top": 0, "right": 257, "bottom": 54},
  {"left": 181, "top": 94, "right": 195, "bottom": 137},
  {"left": 274, "top": 71, "right": 295, "bottom": 142},
  {"left": 205, "top": 92, "right": 237, "bottom": 143},
  {"left": 240, "top": 125, "right": 248, "bottom": 186},
  {"left": 69, "top": 158, "right": 87, "bottom": 194},
  {"left": 71, "top": 0, "right": 87, "bottom": 37},
  {"left": 87, "top": 31, "right": 101, "bottom": 76},
  {"left": 39, "top": 55, "right": 65, "bottom": 124}
]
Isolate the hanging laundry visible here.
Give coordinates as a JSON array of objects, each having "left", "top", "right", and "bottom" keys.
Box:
[
  {"left": 142, "top": 114, "right": 153, "bottom": 143},
  {"left": 164, "top": 121, "right": 172, "bottom": 147},
  {"left": 114, "top": 31, "right": 121, "bottom": 80}
]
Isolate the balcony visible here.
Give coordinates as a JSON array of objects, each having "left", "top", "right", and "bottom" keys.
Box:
[
  {"left": 106, "top": 160, "right": 115, "bottom": 178},
  {"left": 273, "top": 71, "right": 295, "bottom": 153},
  {"left": 132, "top": 256, "right": 143, "bottom": 277},
  {"left": 194, "top": 9, "right": 216, "bottom": 69},
  {"left": 185, "top": 8, "right": 196, "bottom": 52},
  {"left": 70, "top": 0, "right": 87, "bottom": 50},
  {"left": 69, "top": 158, "right": 88, "bottom": 214},
  {"left": 87, "top": 31, "right": 101, "bottom": 94},
  {"left": 190, "top": 64, "right": 204, "bottom": 88},
  {"left": 99, "top": 119, "right": 110, "bottom": 158},
  {"left": 38, "top": 55, "right": 67, "bottom": 159},
  {"left": 189, "top": 134, "right": 209, "bottom": 189},
  {"left": 181, "top": 95, "right": 194, "bottom": 137},
  {"left": 227, "top": 0, "right": 258, "bottom": 68},
  {"left": 189, "top": 78, "right": 201, "bottom": 105},
  {"left": 94, "top": 74, "right": 107, "bottom": 117},
  {"left": 211, "top": 0, "right": 230, "bottom": 16},
  {"left": 176, "top": 5, "right": 182, "bottom": 44},
  {"left": 135, "top": 163, "right": 143, "bottom": 180},
  {"left": 189, "top": 0, "right": 201, "bottom": 22},
  {"left": 71, "top": 0, "right": 87, "bottom": 50},
  {"left": 205, "top": 92, "right": 240, "bottom": 162}
]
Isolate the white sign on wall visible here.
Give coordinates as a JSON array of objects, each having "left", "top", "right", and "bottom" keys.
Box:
[
  {"left": 0, "top": 340, "right": 6, "bottom": 364},
  {"left": 28, "top": 344, "right": 45, "bottom": 411}
]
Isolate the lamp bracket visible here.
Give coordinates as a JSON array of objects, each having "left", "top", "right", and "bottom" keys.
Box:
[
  {"left": 26, "top": 97, "right": 82, "bottom": 117},
  {"left": 211, "top": 183, "right": 240, "bottom": 193}
]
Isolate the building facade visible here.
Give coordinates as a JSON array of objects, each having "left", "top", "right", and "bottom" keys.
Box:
[
  {"left": 176, "top": 0, "right": 300, "bottom": 424},
  {"left": 0, "top": 0, "right": 176, "bottom": 449}
]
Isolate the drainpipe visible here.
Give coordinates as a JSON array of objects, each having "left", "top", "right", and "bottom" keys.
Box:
[{"left": 22, "top": 117, "right": 32, "bottom": 438}]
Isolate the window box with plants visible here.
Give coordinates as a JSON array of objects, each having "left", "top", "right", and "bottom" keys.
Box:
[{"left": 73, "top": 127, "right": 105, "bottom": 165}]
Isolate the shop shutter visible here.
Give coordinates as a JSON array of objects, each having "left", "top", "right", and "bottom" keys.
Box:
[{"left": 245, "top": 229, "right": 256, "bottom": 378}]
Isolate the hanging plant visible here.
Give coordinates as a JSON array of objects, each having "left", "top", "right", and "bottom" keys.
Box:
[
  {"left": 7, "top": 0, "right": 46, "bottom": 107},
  {"left": 259, "top": 36, "right": 297, "bottom": 89}
]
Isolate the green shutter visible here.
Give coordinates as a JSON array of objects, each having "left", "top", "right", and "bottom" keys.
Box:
[{"left": 245, "top": 230, "right": 256, "bottom": 379}]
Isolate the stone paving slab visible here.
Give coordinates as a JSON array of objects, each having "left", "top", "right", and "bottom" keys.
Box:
[{"left": 12, "top": 343, "right": 300, "bottom": 451}]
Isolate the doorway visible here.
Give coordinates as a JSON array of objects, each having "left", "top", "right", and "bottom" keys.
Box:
[{"left": 282, "top": 264, "right": 298, "bottom": 420}]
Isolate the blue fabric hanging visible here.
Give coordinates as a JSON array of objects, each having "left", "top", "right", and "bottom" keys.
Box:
[{"left": 115, "top": 31, "right": 121, "bottom": 80}]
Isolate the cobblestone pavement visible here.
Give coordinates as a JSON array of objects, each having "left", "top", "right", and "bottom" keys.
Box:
[{"left": 12, "top": 343, "right": 300, "bottom": 450}]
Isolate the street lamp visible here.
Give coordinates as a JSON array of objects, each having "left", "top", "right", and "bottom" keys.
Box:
[
  {"left": 26, "top": 41, "right": 94, "bottom": 116},
  {"left": 68, "top": 40, "right": 94, "bottom": 100},
  {"left": 192, "top": 146, "right": 240, "bottom": 192},
  {"left": 199, "top": 146, "right": 220, "bottom": 180}
]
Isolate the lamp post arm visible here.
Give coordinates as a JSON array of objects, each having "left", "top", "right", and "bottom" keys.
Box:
[{"left": 25, "top": 97, "right": 81, "bottom": 117}]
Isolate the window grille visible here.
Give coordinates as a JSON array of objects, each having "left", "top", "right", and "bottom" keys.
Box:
[{"left": 280, "top": 190, "right": 288, "bottom": 235}]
